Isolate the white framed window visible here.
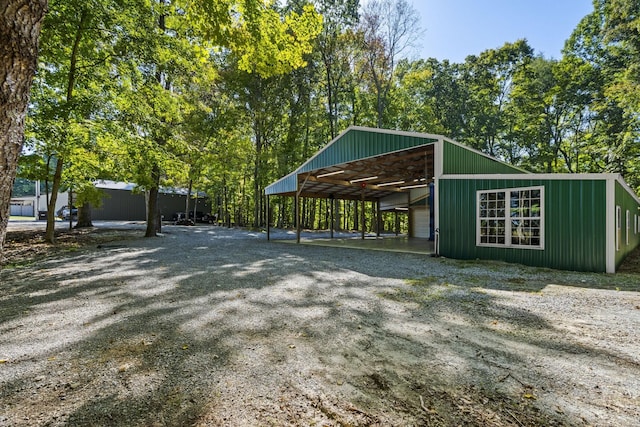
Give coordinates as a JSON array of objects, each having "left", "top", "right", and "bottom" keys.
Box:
[
  {"left": 477, "top": 186, "right": 544, "bottom": 249},
  {"left": 626, "top": 210, "right": 630, "bottom": 245},
  {"left": 616, "top": 206, "right": 621, "bottom": 251}
]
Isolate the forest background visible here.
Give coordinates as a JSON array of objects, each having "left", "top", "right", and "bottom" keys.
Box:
[{"left": 3, "top": 0, "right": 640, "bottom": 247}]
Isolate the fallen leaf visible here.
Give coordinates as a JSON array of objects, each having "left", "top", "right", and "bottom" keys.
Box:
[
  {"left": 523, "top": 393, "right": 536, "bottom": 400},
  {"left": 0, "top": 359, "right": 7, "bottom": 364},
  {"left": 182, "top": 345, "right": 189, "bottom": 350},
  {"left": 288, "top": 344, "right": 296, "bottom": 349}
]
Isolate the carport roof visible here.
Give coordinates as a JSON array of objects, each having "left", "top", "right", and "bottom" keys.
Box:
[{"left": 265, "top": 126, "right": 443, "bottom": 201}]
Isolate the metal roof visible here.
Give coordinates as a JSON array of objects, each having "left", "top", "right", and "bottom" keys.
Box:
[
  {"left": 94, "top": 180, "right": 208, "bottom": 197},
  {"left": 265, "top": 126, "right": 440, "bottom": 201}
]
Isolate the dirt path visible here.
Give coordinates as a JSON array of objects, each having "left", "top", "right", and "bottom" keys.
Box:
[{"left": 1, "top": 224, "right": 639, "bottom": 426}]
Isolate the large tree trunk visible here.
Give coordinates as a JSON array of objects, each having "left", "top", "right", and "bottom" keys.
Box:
[
  {"left": 75, "top": 202, "right": 93, "bottom": 228},
  {"left": 45, "top": 156, "right": 63, "bottom": 243},
  {"left": 0, "top": 0, "right": 48, "bottom": 257},
  {"left": 145, "top": 165, "right": 160, "bottom": 237},
  {"left": 185, "top": 178, "right": 192, "bottom": 217},
  {"left": 253, "top": 127, "right": 262, "bottom": 229}
]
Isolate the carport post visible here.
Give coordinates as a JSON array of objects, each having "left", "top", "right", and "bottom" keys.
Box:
[
  {"left": 296, "top": 173, "right": 311, "bottom": 244},
  {"left": 361, "top": 186, "right": 365, "bottom": 240},
  {"left": 329, "top": 194, "right": 334, "bottom": 239},
  {"left": 296, "top": 193, "right": 301, "bottom": 243},
  {"left": 376, "top": 200, "right": 381, "bottom": 237},
  {"left": 266, "top": 195, "right": 270, "bottom": 241},
  {"left": 406, "top": 192, "right": 412, "bottom": 237}
]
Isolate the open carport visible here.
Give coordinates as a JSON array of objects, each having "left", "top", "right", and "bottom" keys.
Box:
[
  {"left": 265, "top": 125, "right": 519, "bottom": 252},
  {"left": 265, "top": 126, "right": 443, "bottom": 248}
]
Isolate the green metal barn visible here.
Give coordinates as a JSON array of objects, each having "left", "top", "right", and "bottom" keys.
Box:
[{"left": 265, "top": 126, "right": 640, "bottom": 273}]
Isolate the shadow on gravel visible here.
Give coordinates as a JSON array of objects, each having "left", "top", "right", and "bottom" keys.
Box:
[{"left": 1, "top": 227, "right": 639, "bottom": 426}]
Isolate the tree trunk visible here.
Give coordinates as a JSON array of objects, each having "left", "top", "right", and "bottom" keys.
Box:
[
  {"left": 354, "top": 200, "right": 359, "bottom": 231},
  {"left": 44, "top": 6, "right": 87, "bottom": 242},
  {"left": 185, "top": 178, "right": 192, "bottom": 217},
  {"left": 253, "top": 130, "right": 262, "bottom": 228},
  {"left": 45, "top": 156, "right": 63, "bottom": 243},
  {"left": 0, "top": 0, "right": 48, "bottom": 256},
  {"left": 75, "top": 202, "right": 93, "bottom": 228},
  {"left": 145, "top": 165, "right": 160, "bottom": 237}
]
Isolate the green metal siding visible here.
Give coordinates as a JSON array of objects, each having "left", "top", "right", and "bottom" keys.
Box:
[
  {"left": 442, "top": 141, "right": 527, "bottom": 175},
  {"left": 266, "top": 128, "right": 436, "bottom": 195},
  {"left": 439, "top": 178, "right": 608, "bottom": 272},
  {"left": 301, "top": 129, "right": 435, "bottom": 173},
  {"left": 614, "top": 181, "right": 640, "bottom": 268},
  {"left": 265, "top": 173, "right": 297, "bottom": 196}
]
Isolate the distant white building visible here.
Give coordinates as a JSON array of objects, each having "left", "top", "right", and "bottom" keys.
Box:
[
  {"left": 10, "top": 180, "right": 210, "bottom": 221},
  {"left": 10, "top": 191, "right": 68, "bottom": 219}
]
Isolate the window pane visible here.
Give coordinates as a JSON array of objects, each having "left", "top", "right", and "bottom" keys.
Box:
[{"left": 479, "top": 187, "right": 543, "bottom": 247}]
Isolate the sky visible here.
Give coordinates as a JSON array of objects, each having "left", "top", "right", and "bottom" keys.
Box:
[{"left": 408, "top": 0, "right": 595, "bottom": 63}]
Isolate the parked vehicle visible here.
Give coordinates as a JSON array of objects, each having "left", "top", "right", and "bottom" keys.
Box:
[
  {"left": 202, "top": 213, "right": 218, "bottom": 224},
  {"left": 56, "top": 205, "right": 78, "bottom": 220},
  {"left": 173, "top": 212, "right": 194, "bottom": 226},
  {"left": 188, "top": 211, "right": 205, "bottom": 222},
  {"left": 171, "top": 211, "right": 215, "bottom": 224}
]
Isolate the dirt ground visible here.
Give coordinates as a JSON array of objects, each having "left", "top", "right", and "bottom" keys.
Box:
[{"left": 1, "top": 224, "right": 639, "bottom": 426}]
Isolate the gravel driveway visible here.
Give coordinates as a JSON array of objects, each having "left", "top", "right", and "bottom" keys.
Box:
[{"left": 1, "top": 224, "right": 639, "bottom": 426}]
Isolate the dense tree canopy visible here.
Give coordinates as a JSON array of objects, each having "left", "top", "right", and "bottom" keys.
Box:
[{"left": 3, "top": 0, "right": 639, "bottom": 248}]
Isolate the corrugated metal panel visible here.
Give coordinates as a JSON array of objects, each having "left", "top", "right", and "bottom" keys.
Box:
[
  {"left": 439, "top": 178, "right": 608, "bottom": 272},
  {"left": 265, "top": 173, "right": 297, "bottom": 196},
  {"left": 301, "top": 129, "right": 435, "bottom": 173},
  {"left": 90, "top": 189, "right": 212, "bottom": 221},
  {"left": 614, "top": 181, "right": 640, "bottom": 268},
  {"left": 442, "top": 140, "right": 527, "bottom": 175},
  {"left": 411, "top": 207, "right": 430, "bottom": 238},
  {"left": 266, "top": 127, "right": 437, "bottom": 195}
]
